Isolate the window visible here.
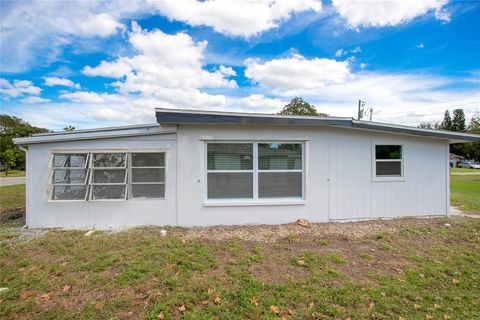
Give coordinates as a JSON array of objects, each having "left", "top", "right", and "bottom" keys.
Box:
[
  {"left": 130, "top": 153, "right": 165, "bottom": 198},
  {"left": 51, "top": 153, "right": 89, "bottom": 200},
  {"left": 374, "top": 145, "right": 403, "bottom": 178},
  {"left": 90, "top": 153, "right": 127, "bottom": 200},
  {"left": 207, "top": 143, "right": 253, "bottom": 199},
  {"left": 50, "top": 151, "right": 165, "bottom": 201},
  {"left": 206, "top": 142, "right": 304, "bottom": 200}
]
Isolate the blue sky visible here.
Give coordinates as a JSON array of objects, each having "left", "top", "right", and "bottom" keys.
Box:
[{"left": 1, "top": 0, "right": 479, "bottom": 130}]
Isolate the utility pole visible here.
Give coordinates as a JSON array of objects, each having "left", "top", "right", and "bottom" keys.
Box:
[
  {"left": 357, "top": 99, "right": 365, "bottom": 120},
  {"left": 369, "top": 108, "right": 373, "bottom": 121}
]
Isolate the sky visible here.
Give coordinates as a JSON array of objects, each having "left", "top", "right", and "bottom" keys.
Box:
[{"left": 1, "top": 0, "right": 479, "bottom": 131}]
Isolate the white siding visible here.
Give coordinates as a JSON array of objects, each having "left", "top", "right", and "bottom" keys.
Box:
[
  {"left": 25, "top": 133, "right": 177, "bottom": 229},
  {"left": 176, "top": 125, "right": 449, "bottom": 226}
]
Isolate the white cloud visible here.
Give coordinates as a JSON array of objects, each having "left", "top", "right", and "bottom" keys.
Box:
[
  {"left": 0, "top": 1, "right": 148, "bottom": 73},
  {"left": 335, "top": 49, "right": 346, "bottom": 57},
  {"left": 360, "top": 63, "right": 367, "bottom": 69},
  {"left": 416, "top": 43, "right": 425, "bottom": 49},
  {"left": 20, "top": 96, "right": 51, "bottom": 104},
  {"left": 60, "top": 91, "right": 123, "bottom": 104},
  {"left": 0, "top": 79, "right": 41, "bottom": 98},
  {"left": 43, "top": 76, "right": 80, "bottom": 89},
  {"left": 148, "top": 0, "right": 322, "bottom": 37},
  {"left": 351, "top": 46, "right": 361, "bottom": 53},
  {"left": 332, "top": 0, "right": 449, "bottom": 28},
  {"left": 245, "top": 54, "right": 352, "bottom": 95},
  {"left": 77, "top": 13, "right": 124, "bottom": 37},
  {"left": 83, "top": 23, "right": 236, "bottom": 108},
  {"left": 240, "top": 94, "right": 286, "bottom": 111}
]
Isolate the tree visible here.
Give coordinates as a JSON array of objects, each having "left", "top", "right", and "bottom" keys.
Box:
[
  {"left": 278, "top": 97, "right": 328, "bottom": 117},
  {"left": 451, "top": 109, "right": 466, "bottom": 132},
  {"left": 63, "top": 125, "right": 75, "bottom": 131},
  {"left": 1, "top": 149, "right": 16, "bottom": 176},
  {"left": 418, "top": 122, "right": 440, "bottom": 129},
  {"left": 440, "top": 110, "right": 452, "bottom": 130},
  {"left": 0, "top": 115, "right": 49, "bottom": 171},
  {"left": 462, "top": 117, "right": 480, "bottom": 161}
]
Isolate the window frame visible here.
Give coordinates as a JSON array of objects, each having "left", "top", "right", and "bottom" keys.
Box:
[
  {"left": 48, "top": 149, "right": 167, "bottom": 202},
  {"left": 88, "top": 152, "right": 128, "bottom": 201},
  {"left": 204, "top": 141, "right": 306, "bottom": 206},
  {"left": 128, "top": 152, "right": 166, "bottom": 199},
  {"left": 372, "top": 143, "right": 405, "bottom": 182},
  {"left": 50, "top": 153, "right": 90, "bottom": 201}
]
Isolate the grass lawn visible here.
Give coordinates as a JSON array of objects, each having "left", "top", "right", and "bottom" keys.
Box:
[
  {"left": 450, "top": 175, "right": 480, "bottom": 211},
  {"left": 0, "top": 184, "right": 25, "bottom": 213},
  {"left": 1, "top": 218, "right": 479, "bottom": 319},
  {"left": 1, "top": 170, "right": 26, "bottom": 177}
]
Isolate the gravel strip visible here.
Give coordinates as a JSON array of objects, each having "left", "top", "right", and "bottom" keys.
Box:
[{"left": 180, "top": 217, "right": 446, "bottom": 243}]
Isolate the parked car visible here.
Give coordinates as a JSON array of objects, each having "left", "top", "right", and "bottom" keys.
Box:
[{"left": 458, "top": 161, "right": 480, "bottom": 169}]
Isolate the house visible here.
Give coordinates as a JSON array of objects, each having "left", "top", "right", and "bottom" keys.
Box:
[
  {"left": 14, "top": 108, "right": 480, "bottom": 229},
  {"left": 449, "top": 153, "right": 465, "bottom": 168}
]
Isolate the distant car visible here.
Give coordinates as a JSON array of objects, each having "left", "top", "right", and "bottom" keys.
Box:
[{"left": 458, "top": 161, "right": 480, "bottom": 169}]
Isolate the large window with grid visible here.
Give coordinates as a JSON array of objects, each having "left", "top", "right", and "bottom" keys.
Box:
[
  {"left": 206, "top": 142, "right": 304, "bottom": 200},
  {"left": 50, "top": 151, "right": 165, "bottom": 201}
]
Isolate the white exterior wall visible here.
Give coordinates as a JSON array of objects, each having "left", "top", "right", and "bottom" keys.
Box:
[
  {"left": 24, "top": 124, "right": 450, "bottom": 229},
  {"left": 25, "top": 134, "right": 177, "bottom": 229},
  {"left": 176, "top": 125, "right": 449, "bottom": 226}
]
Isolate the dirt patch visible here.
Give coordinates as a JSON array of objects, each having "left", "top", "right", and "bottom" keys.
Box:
[
  {"left": 0, "top": 207, "right": 25, "bottom": 223},
  {"left": 180, "top": 217, "right": 447, "bottom": 243}
]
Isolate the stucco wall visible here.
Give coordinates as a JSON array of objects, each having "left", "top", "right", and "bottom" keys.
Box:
[
  {"left": 176, "top": 124, "right": 449, "bottom": 226},
  {"left": 25, "top": 133, "right": 177, "bottom": 229}
]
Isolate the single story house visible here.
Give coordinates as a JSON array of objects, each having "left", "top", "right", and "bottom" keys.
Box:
[
  {"left": 449, "top": 153, "right": 465, "bottom": 168},
  {"left": 14, "top": 108, "right": 480, "bottom": 229}
]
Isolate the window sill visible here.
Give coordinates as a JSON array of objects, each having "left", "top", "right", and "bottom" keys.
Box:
[
  {"left": 203, "top": 199, "right": 306, "bottom": 207},
  {"left": 372, "top": 177, "right": 405, "bottom": 182}
]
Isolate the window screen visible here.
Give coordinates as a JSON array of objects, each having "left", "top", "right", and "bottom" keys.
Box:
[
  {"left": 130, "top": 153, "right": 165, "bottom": 198},
  {"left": 207, "top": 143, "right": 253, "bottom": 199},
  {"left": 258, "top": 143, "right": 303, "bottom": 198},
  {"left": 375, "top": 145, "right": 402, "bottom": 177}
]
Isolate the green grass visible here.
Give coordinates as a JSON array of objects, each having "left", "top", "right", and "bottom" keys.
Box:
[
  {"left": 450, "top": 167, "right": 480, "bottom": 173},
  {"left": 1, "top": 218, "right": 479, "bottom": 319},
  {"left": 0, "top": 184, "right": 25, "bottom": 213},
  {"left": 1, "top": 170, "right": 26, "bottom": 177},
  {"left": 450, "top": 175, "right": 480, "bottom": 211}
]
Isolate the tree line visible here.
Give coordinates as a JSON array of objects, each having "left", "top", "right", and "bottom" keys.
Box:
[{"left": 419, "top": 109, "right": 480, "bottom": 160}]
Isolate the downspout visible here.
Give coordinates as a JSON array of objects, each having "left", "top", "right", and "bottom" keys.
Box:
[{"left": 18, "top": 145, "right": 28, "bottom": 228}]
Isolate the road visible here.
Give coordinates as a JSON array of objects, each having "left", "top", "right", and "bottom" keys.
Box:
[{"left": 0, "top": 176, "right": 26, "bottom": 186}]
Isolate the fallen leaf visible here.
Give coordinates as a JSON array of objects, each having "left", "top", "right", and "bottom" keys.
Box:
[
  {"left": 297, "top": 259, "right": 305, "bottom": 266},
  {"left": 414, "top": 304, "right": 421, "bottom": 309},
  {"left": 178, "top": 305, "right": 186, "bottom": 312},
  {"left": 284, "top": 309, "right": 293, "bottom": 315},
  {"left": 419, "top": 273, "right": 425, "bottom": 278},
  {"left": 452, "top": 279, "right": 459, "bottom": 284},
  {"left": 380, "top": 292, "right": 386, "bottom": 297},
  {"left": 207, "top": 288, "right": 213, "bottom": 295},
  {"left": 250, "top": 296, "right": 259, "bottom": 307},
  {"left": 434, "top": 303, "right": 441, "bottom": 309},
  {"left": 40, "top": 293, "right": 50, "bottom": 302},
  {"left": 181, "top": 239, "right": 187, "bottom": 244},
  {"left": 369, "top": 302, "right": 374, "bottom": 310},
  {"left": 308, "top": 302, "right": 314, "bottom": 308},
  {"left": 201, "top": 300, "right": 209, "bottom": 305},
  {"left": 214, "top": 296, "right": 222, "bottom": 304},
  {"left": 175, "top": 271, "right": 180, "bottom": 276},
  {"left": 157, "top": 312, "right": 165, "bottom": 319},
  {"left": 444, "top": 315, "right": 451, "bottom": 320},
  {"left": 20, "top": 291, "right": 32, "bottom": 300},
  {"left": 279, "top": 318, "right": 288, "bottom": 320},
  {"left": 62, "top": 285, "right": 71, "bottom": 292},
  {"left": 270, "top": 305, "right": 280, "bottom": 314},
  {"left": 426, "top": 315, "right": 433, "bottom": 320},
  {"left": 399, "top": 317, "right": 406, "bottom": 320}
]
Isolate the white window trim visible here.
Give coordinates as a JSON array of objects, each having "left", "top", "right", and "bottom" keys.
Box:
[
  {"left": 47, "top": 149, "right": 167, "bottom": 202},
  {"left": 49, "top": 153, "right": 90, "bottom": 201},
  {"left": 371, "top": 143, "right": 405, "bottom": 182},
  {"left": 204, "top": 141, "right": 306, "bottom": 206},
  {"left": 129, "top": 152, "right": 166, "bottom": 199}
]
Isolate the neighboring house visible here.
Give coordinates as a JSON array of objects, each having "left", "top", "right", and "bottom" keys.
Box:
[
  {"left": 449, "top": 153, "right": 465, "bottom": 168},
  {"left": 14, "top": 108, "right": 480, "bottom": 229}
]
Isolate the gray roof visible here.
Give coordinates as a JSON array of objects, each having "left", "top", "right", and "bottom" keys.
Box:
[
  {"left": 156, "top": 108, "right": 480, "bottom": 143},
  {"left": 14, "top": 123, "right": 175, "bottom": 145}
]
